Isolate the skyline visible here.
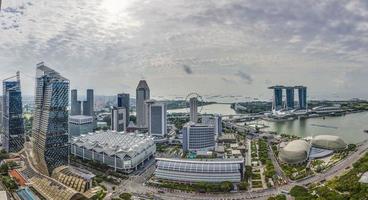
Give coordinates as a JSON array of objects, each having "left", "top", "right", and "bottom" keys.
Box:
[{"left": 0, "top": 0, "right": 368, "bottom": 100}]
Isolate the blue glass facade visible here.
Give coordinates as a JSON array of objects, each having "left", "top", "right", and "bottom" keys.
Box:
[
  {"left": 285, "top": 87, "right": 295, "bottom": 109},
  {"left": 274, "top": 88, "right": 283, "bottom": 110},
  {"left": 298, "top": 87, "right": 307, "bottom": 109},
  {"left": 32, "top": 63, "right": 69, "bottom": 175},
  {"left": 2, "top": 78, "right": 24, "bottom": 153}
]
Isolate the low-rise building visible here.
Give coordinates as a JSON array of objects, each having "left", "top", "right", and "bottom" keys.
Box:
[
  {"left": 70, "top": 131, "right": 156, "bottom": 173},
  {"left": 155, "top": 158, "right": 244, "bottom": 183}
]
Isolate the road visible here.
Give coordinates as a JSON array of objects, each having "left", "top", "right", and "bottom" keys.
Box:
[{"left": 113, "top": 140, "right": 368, "bottom": 200}]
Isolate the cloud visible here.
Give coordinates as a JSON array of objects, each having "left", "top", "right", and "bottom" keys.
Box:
[
  {"left": 182, "top": 64, "right": 193, "bottom": 74},
  {"left": 0, "top": 0, "right": 367, "bottom": 99},
  {"left": 236, "top": 70, "right": 253, "bottom": 84}
]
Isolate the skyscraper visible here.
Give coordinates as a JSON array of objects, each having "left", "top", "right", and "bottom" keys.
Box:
[
  {"left": 2, "top": 72, "right": 24, "bottom": 153},
  {"left": 136, "top": 80, "right": 150, "bottom": 128},
  {"left": 70, "top": 89, "right": 81, "bottom": 116},
  {"left": 297, "top": 86, "right": 307, "bottom": 110},
  {"left": 32, "top": 62, "right": 69, "bottom": 175},
  {"left": 83, "top": 89, "right": 94, "bottom": 116},
  {"left": 147, "top": 101, "right": 167, "bottom": 137},
  {"left": 269, "top": 86, "right": 283, "bottom": 111},
  {"left": 285, "top": 87, "right": 295, "bottom": 109},
  {"left": 111, "top": 106, "right": 127, "bottom": 132},
  {"left": 189, "top": 97, "right": 198, "bottom": 123},
  {"left": 117, "top": 93, "right": 130, "bottom": 126}
]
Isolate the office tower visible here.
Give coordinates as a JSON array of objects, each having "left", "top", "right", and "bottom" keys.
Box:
[
  {"left": 285, "top": 87, "right": 295, "bottom": 109},
  {"left": 189, "top": 97, "right": 198, "bottom": 123},
  {"left": 117, "top": 93, "right": 130, "bottom": 126},
  {"left": 32, "top": 62, "right": 69, "bottom": 175},
  {"left": 147, "top": 101, "right": 167, "bottom": 137},
  {"left": 83, "top": 89, "right": 94, "bottom": 116},
  {"left": 182, "top": 123, "right": 215, "bottom": 152},
  {"left": 269, "top": 86, "right": 283, "bottom": 111},
  {"left": 111, "top": 106, "right": 127, "bottom": 132},
  {"left": 298, "top": 86, "right": 307, "bottom": 110},
  {"left": 70, "top": 89, "right": 81, "bottom": 116},
  {"left": 2, "top": 72, "right": 24, "bottom": 153},
  {"left": 136, "top": 80, "right": 150, "bottom": 128},
  {"left": 68, "top": 115, "right": 94, "bottom": 138}
]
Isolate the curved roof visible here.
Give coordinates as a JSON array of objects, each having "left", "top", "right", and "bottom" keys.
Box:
[
  {"left": 279, "top": 140, "right": 310, "bottom": 164},
  {"left": 312, "top": 135, "right": 346, "bottom": 150},
  {"left": 156, "top": 158, "right": 244, "bottom": 173}
]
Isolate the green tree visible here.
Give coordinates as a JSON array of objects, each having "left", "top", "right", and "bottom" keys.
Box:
[
  {"left": 119, "top": 192, "right": 132, "bottom": 200},
  {"left": 219, "top": 181, "right": 233, "bottom": 192}
]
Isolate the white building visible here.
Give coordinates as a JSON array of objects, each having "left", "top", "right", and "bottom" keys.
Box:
[{"left": 71, "top": 131, "right": 156, "bottom": 173}]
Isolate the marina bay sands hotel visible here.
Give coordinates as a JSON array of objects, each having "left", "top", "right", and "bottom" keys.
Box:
[{"left": 268, "top": 85, "right": 307, "bottom": 111}]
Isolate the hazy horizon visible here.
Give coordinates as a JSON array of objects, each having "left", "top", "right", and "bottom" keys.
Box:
[{"left": 1, "top": 0, "right": 367, "bottom": 100}]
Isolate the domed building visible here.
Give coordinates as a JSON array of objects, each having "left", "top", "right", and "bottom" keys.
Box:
[
  {"left": 312, "top": 135, "right": 346, "bottom": 150},
  {"left": 279, "top": 140, "right": 311, "bottom": 165}
]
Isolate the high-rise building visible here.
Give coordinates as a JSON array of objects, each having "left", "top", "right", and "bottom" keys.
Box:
[
  {"left": 269, "top": 86, "right": 283, "bottom": 111},
  {"left": 70, "top": 89, "right": 81, "bottom": 116},
  {"left": 297, "top": 86, "right": 307, "bottom": 110},
  {"left": 32, "top": 62, "right": 69, "bottom": 175},
  {"left": 117, "top": 93, "right": 130, "bottom": 126},
  {"left": 182, "top": 123, "right": 215, "bottom": 152},
  {"left": 111, "top": 106, "right": 127, "bottom": 132},
  {"left": 2, "top": 72, "right": 24, "bottom": 153},
  {"left": 136, "top": 80, "right": 150, "bottom": 128},
  {"left": 83, "top": 89, "right": 94, "bottom": 116},
  {"left": 285, "top": 87, "right": 295, "bottom": 109},
  {"left": 189, "top": 97, "right": 198, "bottom": 123},
  {"left": 147, "top": 101, "right": 167, "bottom": 137}
]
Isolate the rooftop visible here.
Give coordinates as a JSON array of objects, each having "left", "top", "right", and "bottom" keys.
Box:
[{"left": 72, "top": 131, "right": 154, "bottom": 157}]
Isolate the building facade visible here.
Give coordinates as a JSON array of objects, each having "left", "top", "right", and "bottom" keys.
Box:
[
  {"left": 182, "top": 123, "right": 215, "bottom": 152},
  {"left": 297, "top": 86, "right": 307, "bottom": 110},
  {"left": 111, "top": 106, "right": 127, "bottom": 132},
  {"left": 136, "top": 80, "right": 150, "bottom": 128},
  {"left": 2, "top": 72, "right": 24, "bottom": 152},
  {"left": 155, "top": 158, "right": 244, "bottom": 183},
  {"left": 148, "top": 101, "right": 167, "bottom": 136},
  {"left": 117, "top": 93, "right": 130, "bottom": 126},
  {"left": 68, "top": 115, "right": 94, "bottom": 138},
  {"left": 71, "top": 131, "right": 156, "bottom": 173},
  {"left": 32, "top": 62, "right": 69, "bottom": 175}
]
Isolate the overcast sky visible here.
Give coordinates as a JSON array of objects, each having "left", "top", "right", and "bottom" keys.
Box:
[{"left": 0, "top": 0, "right": 367, "bottom": 101}]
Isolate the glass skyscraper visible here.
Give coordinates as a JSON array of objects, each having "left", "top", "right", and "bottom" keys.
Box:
[
  {"left": 117, "top": 93, "right": 130, "bottom": 126},
  {"left": 2, "top": 72, "right": 24, "bottom": 153},
  {"left": 285, "top": 87, "right": 295, "bottom": 109},
  {"left": 298, "top": 86, "right": 307, "bottom": 110},
  {"left": 32, "top": 62, "right": 69, "bottom": 175},
  {"left": 272, "top": 86, "right": 283, "bottom": 111}
]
